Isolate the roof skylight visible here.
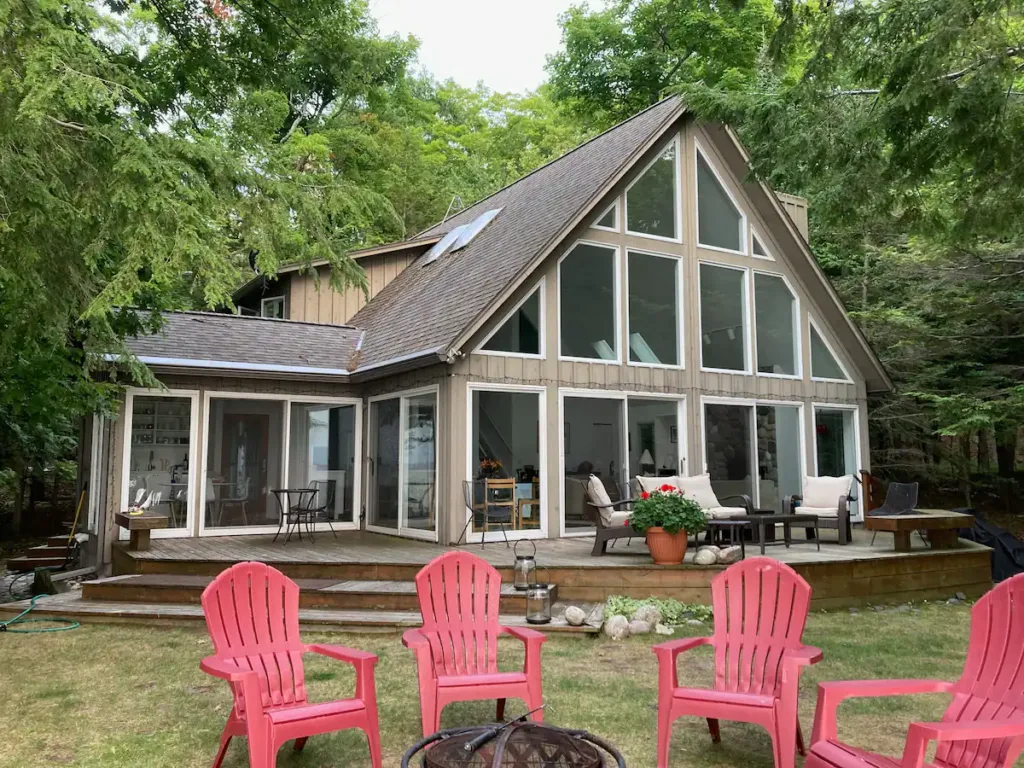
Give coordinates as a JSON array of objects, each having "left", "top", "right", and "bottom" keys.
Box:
[{"left": 421, "top": 224, "right": 468, "bottom": 266}]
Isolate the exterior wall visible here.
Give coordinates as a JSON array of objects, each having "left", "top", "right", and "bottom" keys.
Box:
[
  {"left": 450, "top": 120, "right": 870, "bottom": 541},
  {"left": 776, "top": 192, "right": 809, "bottom": 242},
  {"left": 287, "top": 251, "right": 418, "bottom": 325}
]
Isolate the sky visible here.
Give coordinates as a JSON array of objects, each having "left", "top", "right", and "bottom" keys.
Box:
[{"left": 369, "top": 0, "right": 580, "bottom": 94}]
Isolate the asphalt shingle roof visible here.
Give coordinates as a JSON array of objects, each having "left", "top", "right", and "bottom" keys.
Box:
[
  {"left": 125, "top": 311, "right": 363, "bottom": 374},
  {"left": 347, "top": 96, "right": 685, "bottom": 368}
]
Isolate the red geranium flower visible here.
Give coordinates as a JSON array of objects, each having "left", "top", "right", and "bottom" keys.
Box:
[
  {"left": 640, "top": 491, "right": 650, "bottom": 500},
  {"left": 660, "top": 483, "right": 675, "bottom": 493}
]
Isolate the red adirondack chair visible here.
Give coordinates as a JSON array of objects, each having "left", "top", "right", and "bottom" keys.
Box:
[
  {"left": 807, "top": 573, "right": 1024, "bottom": 768},
  {"left": 402, "top": 551, "right": 547, "bottom": 737},
  {"left": 653, "top": 557, "right": 822, "bottom": 768},
  {"left": 199, "top": 562, "right": 382, "bottom": 768}
]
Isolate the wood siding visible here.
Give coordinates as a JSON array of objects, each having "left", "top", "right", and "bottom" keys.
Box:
[
  {"left": 776, "top": 192, "right": 809, "bottom": 242},
  {"left": 287, "top": 251, "right": 418, "bottom": 325}
]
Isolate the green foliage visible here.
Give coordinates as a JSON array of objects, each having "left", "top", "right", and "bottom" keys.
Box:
[
  {"left": 605, "top": 595, "right": 714, "bottom": 625},
  {"left": 630, "top": 487, "right": 708, "bottom": 535}
]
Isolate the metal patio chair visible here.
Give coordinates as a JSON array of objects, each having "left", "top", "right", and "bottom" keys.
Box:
[
  {"left": 458, "top": 479, "right": 514, "bottom": 548},
  {"left": 867, "top": 481, "right": 919, "bottom": 545}
]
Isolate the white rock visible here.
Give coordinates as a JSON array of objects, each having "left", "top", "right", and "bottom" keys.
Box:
[
  {"left": 631, "top": 604, "right": 662, "bottom": 627},
  {"left": 603, "top": 615, "right": 630, "bottom": 640},
  {"left": 694, "top": 549, "right": 718, "bottom": 566},
  {"left": 697, "top": 545, "right": 721, "bottom": 557},
  {"left": 628, "top": 620, "right": 651, "bottom": 636},
  {"left": 686, "top": 618, "right": 705, "bottom": 626},
  {"left": 717, "top": 546, "right": 742, "bottom": 564},
  {"left": 564, "top": 606, "right": 587, "bottom": 627},
  {"left": 654, "top": 623, "right": 674, "bottom": 636}
]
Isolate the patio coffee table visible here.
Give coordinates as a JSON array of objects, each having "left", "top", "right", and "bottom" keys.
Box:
[
  {"left": 864, "top": 508, "right": 974, "bottom": 552},
  {"left": 729, "top": 513, "right": 820, "bottom": 555}
]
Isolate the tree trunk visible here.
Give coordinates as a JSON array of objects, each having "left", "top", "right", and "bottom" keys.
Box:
[
  {"left": 995, "top": 425, "right": 1019, "bottom": 514},
  {"left": 11, "top": 465, "right": 25, "bottom": 535},
  {"left": 977, "top": 429, "right": 991, "bottom": 473}
]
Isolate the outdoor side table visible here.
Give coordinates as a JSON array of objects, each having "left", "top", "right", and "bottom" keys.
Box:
[
  {"left": 729, "top": 513, "right": 820, "bottom": 555},
  {"left": 863, "top": 509, "right": 974, "bottom": 552},
  {"left": 115, "top": 510, "right": 169, "bottom": 551}
]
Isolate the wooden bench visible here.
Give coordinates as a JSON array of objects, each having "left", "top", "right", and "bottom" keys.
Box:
[
  {"left": 863, "top": 508, "right": 974, "bottom": 552},
  {"left": 114, "top": 510, "right": 169, "bottom": 551}
]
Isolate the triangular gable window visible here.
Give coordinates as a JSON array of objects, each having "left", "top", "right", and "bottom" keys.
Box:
[
  {"left": 810, "top": 322, "right": 849, "bottom": 381},
  {"left": 696, "top": 148, "right": 744, "bottom": 252},
  {"left": 626, "top": 141, "right": 678, "bottom": 240},
  {"left": 594, "top": 203, "right": 617, "bottom": 231},
  {"left": 752, "top": 233, "right": 772, "bottom": 259},
  {"left": 481, "top": 286, "right": 542, "bottom": 356}
]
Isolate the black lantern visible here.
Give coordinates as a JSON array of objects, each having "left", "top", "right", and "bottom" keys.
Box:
[
  {"left": 525, "top": 567, "right": 552, "bottom": 625},
  {"left": 513, "top": 540, "right": 537, "bottom": 592}
]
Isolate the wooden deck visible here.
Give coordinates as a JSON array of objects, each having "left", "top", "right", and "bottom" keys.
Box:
[{"left": 109, "top": 527, "right": 993, "bottom": 609}]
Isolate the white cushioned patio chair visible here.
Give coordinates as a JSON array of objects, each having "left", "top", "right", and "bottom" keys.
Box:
[{"left": 784, "top": 475, "right": 855, "bottom": 545}]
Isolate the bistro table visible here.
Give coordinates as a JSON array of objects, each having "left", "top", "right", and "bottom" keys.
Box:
[
  {"left": 730, "top": 513, "right": 821, "bottom": 555},
  {"left": 864, "top": 509, "right": 974, "bottom": 552},
  {"left": 272, "top": 488, "right": 319, "bottom": 543}
]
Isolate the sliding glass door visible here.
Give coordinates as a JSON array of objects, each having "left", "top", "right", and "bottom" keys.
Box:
[
  {"left": 367, "top": 388, "right": 439, "bottom": 540},
  {"left": 561, "top": 391, "right": 686, "bottom": 535},
  {"left": 814, "top": 405, "right": 860, "bottom": 517},
  {"left": 703, "top": 399, "right": 804, "bottom": 512}
]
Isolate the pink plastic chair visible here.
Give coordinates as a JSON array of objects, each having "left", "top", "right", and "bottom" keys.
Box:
[
  {"left": 807, "top": 573, "right": 1024, "bottom": 768},
  {"left": 653, "top": 557, "right": 822, "bottom": 768},
  {"left": 403, "top": 551, "right": 547, "bottom": 737},
  {"left": 199, "top": 562, "right": 382, "bottom": 768}
]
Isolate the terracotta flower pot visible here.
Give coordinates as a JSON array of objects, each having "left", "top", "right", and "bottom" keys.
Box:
[{"left": 645, "top": 527, "right": 689, "bottom": 565}]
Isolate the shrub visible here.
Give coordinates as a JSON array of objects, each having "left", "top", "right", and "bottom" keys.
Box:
[
  {"left": 629, "top": 484, "right": 707, "bottom": 535},
  {"left": 605, "top": 595, "right": 713, "bottom": 625}
]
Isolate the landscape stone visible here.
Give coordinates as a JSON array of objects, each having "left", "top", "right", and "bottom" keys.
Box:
[
  {"left": 604, "top": 615, "right": 630, "bottom": 640},
  {"left": 628, "top": 620, "right": 651, "bottom": 636},
  {"left": 955, "top": 592, "right": 967, "bottom": 601},
  {"left": 655, "top": 623, "right": 674, "bottom": 636},
  {"left": 717, "top": 546, "right": 742, "bottom": 564},
  {"left": 686, "top": 618, "right": 705, "bottom": 626},
  {"left": 694, "top": 549, "right": 718, "bottom": 566},
  {"left": 697, "top": 545, "right": 721, "bottom": 557},
  {"left": 632, "top": 604, "right": 662, "bottom": 626},
  {"left": 564, "top": 606, "right": 587, "bottom": 627},
  {"left": 947, "top": 597, "right": 962, "bottom": 605}
]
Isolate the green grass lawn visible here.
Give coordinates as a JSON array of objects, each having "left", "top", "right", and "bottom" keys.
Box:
[{"left": 0, "top": 603, "right": 979, "bottom": 767}]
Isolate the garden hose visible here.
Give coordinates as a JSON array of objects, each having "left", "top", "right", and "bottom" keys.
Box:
[{"left": 0, "top": 595, "right": 80, "bottom": 633}]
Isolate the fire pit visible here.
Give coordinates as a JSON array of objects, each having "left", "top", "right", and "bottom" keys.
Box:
[{"left": 402, "top": 722, "right": 626, "bottom": 768}]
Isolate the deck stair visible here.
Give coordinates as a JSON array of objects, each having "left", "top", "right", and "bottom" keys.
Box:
[
  {"left": 83, "top": 573, "right": 558, "bottom": 613},
  {"left": 6, "top": 536, "right": 79, "bottom": 573}
]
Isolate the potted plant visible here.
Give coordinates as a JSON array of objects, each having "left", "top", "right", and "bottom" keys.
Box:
[{"left": 629, "top": 484, "right": 708, "bottom": 565}]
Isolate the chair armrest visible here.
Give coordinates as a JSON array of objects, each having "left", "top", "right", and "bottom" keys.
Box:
[
  {"left": 811, "top": 679, "right": 954, "bottom": 745},
  {"left": 653, "top": 636, "right": 713, "bottom": 690},
  {"left": 402, "top": 628, "right": 431, "bottom": 651},
  {"left": 587, "top": 499, "right": 633, "bottom": 510},
  {"left": 718, "top": 494, "right": 753, "bottom": 514},
  {"left": 200, "top": 656, "right": 265, "bottom": 717},
  {"left": 781, "top": 646, "right": 823, "bottom": 685},
  {"left": 784, "top": 495, "right": 802, "bottom": 515},
  {"left": 503, "top": 625, "right": 548, "bottom": 644},
  {"left": 901, "top": 720, "right": 1024, "bottom": 768},
  {"left": 307, "top": 643, "right": 378, "bottom": 666}
]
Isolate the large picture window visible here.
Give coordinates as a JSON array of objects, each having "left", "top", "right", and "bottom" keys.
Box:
[
  {"left": 481, "top": 285, "right": 542, "bottom": 356},
  {"left": 626, "top": 141, "right": 678, "bottom": 240},
  {"left": 559, "top": 242, "right": 618, "bottom": 361},
  {"left": 700, "top": 263, "right": 748, "bottom": 372},
  {"left": 696, "top": 148, "right": 744, "bottom": 252},
  {"left": 628, "top": 251, "right": 679, "bottom": 366},
  {"left": 754, "top": 273, "right": 798, "bottom": 376}
]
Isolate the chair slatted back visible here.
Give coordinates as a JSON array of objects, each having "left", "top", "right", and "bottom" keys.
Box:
[
  {"left": 201, "top": 562, "right": 307, "bottom": 716},
  {"left": 710, "top": 558, "right": 812, "bottom": 697},
  {"left": 938, "top": 574, "right": 1024, "bottom": 768},
  {"left": 415, "top": 551, "right": 503, "bottom": 677}
]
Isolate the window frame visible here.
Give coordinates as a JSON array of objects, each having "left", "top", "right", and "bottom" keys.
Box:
[
  {"left": 119, "top": 387, "right": 201, "bottom": 540},
  {"left": 625, "top": 247, "right": 684, "bottom": 370},
  {"left": 750, "top": 228, "right": 775, "bottom": 261},
  {"left": 197, "top": 390, "right": 364, "bottom": 538},
  {"left": 556, "top": 239, "right": 622, "bottom": 365},
  {"left": 624, "top": 135, "right": 683, "bottom": 244},
  {"left": 811, "top": 401, "right": 864, "bottom": 520},
  {"left": 260, "top": 295, "right": 285, "bottom": 319},
  {"left": 592, "top": 198, "right": 620, "bottom": 233},
  {"left": 464, "top": 381, "right": 549, "bottom": 543},
  {"left": 475, "top": 278, "right": 546, "bottom": 360},
  {"left": 699, "top": 394, "right": 807, "bottom": 511},
  {"left": 365, "top": 384, "right": 441, "bottom": 543},
  {"left": 809, "top": 317, "right": 853, "bottom": 383},
  {"left": 697, "top": 260, "right": 753, "bottom": 375},
  {"left": 694, "top": 139, "right": 748, "bottom": 256},
  {"left": 752, "top": 269, "right": 803, "bottom": 381}
]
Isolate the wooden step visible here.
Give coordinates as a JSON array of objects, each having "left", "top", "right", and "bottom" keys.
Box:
[
  {"left": 47, "top": 535, "right": 73, "bottom": 547},
  {"left": 6, "top": 556, "right": 68, "bottom": 572},
  {"left": 26, "top": 545, "right": 75, "bottom": 558},
  {"left": 0, "top": 592, "right": 597, "bottom": 634},
  {"left": 83, "top": 574, "right": 558, "bottom": 613}
]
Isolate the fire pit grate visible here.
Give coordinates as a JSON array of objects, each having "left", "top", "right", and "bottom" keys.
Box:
[{"left": 402, "top": 722, "right": 626, "bottom": 768}]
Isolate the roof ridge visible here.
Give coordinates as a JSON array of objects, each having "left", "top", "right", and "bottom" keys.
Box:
[
  {"left": 169, "top": 309, "right": 360, "bottom": 331},
  {"left": 412, "top": 95, "right": 684, "bottom": 239}
]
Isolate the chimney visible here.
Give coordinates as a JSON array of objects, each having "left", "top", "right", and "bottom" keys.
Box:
[{"left": 775, "top": 192, "right": 809, "bottom": 242}]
